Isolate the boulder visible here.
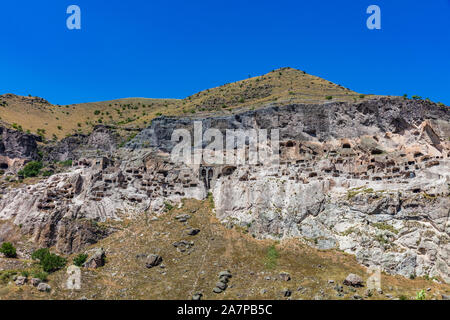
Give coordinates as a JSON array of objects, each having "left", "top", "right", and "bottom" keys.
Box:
[
  {"left": 192, "top": 293, "right": 203, "bottom": 300},
  {"left": 279, "top": 272, "right": 291, "bottom": 281},
  {"left": 343, "top": 273, "right": 364, "bottom": 287},
  {"left": 215, "top": 281, "right": 227, "bottom": 291},
  {"left": 83, "top": 248, "right": 106, "bottom": 269},
  {"left": 213, "top": 287, "right": 223, "bottom": 294},
  {"left": 37, "top": 283, "right": 51, "bottom": 292},
  {"left": 30, "top": 278, "right": 42, "bottom": 287},
  {"left": 218, "top": 270, "right": 232, "bottom": 279},
  {"left": 15, "top": 276, "right": 26, "bottom": 286},
  {"left": 186, "top": 228, "right": 200, "bottom": 236},
  {"left": 145, "top": 254, "right": 163, "bottom": 268}
]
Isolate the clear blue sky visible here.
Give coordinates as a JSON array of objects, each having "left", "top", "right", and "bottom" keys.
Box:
[{"left": 0, "top": 0, "right": 449, "bottom": 105}]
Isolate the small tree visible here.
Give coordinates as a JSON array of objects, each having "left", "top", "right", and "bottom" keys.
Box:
[
  {"left": 18, "top": 161, "right": 43, "bottom": 178},
  {"left": 0, "top": 242, "right": 17, "bottom": 258},
  {"left": 41, "top": 253, "right": 66, "bottom": 273}
]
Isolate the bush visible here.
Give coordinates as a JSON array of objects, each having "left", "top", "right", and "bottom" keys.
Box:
[
  {"left": 59, "top": 159, "right": 72, "bottom": 167},
  {"left": 40, "top": 253, "right": 66, "bottom": 273},
  {"left": 32, "top": 270, "right": 48, "bottom": 282},
  {"left": 31, "top": 248, "right": 66, "bottom": 272},
  {"left": 0, "top": 242, "right": 17, "bottom": 258},
  {"left": 325, "top": 96, "right": 333, "bottom": 100},
  {"left": 18, "top": 161, "right": 43, "bottom": 178},
  {"left": 32, "top": 248, "right": 51, "bottom": 261},
  {"left": 164, "top": 202, "right": 173, "bottom": 212},
  {"left": 73, "top": 253, "right": 88, "bottom": 267}
]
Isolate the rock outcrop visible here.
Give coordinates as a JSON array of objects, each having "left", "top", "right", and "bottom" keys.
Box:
[{"left": 0, "top": 97, "right": 448, "bottom": 283}]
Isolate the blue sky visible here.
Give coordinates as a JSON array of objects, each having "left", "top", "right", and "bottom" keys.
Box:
[{"left": 0, "top": 0, "right": 449, "bottom": 105}]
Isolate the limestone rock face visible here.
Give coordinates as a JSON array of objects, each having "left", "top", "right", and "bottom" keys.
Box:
[
  {"left": 0, "top": 126, "right": 41, "bottom": 174},
  {"left": 0, "top": 97, "right": 448, "bottom": 283}
]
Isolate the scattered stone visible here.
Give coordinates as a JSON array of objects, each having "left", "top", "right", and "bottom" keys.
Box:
[
  {"left": 328, "top": 279, "right": 335, "bottom": 284},
  {"left": 83, "top": 248, "right": 106, "bottom": 269},
  {"left": 334, "top": 284, "right": 344, "bottom": 293},
  {"left": 15, "top": 276, "right": 26, "bottom": 286},
  {"left": 377, "top": 288, "right": 383, "bottom": 294},
  {"left": 219, "top": 276, "right": 229, "bottom": 284},
  {"left": 353, "top": 294, "right": 363, "bottom": 300},
  {"left": 282, "top": 288, "right": 292, "bottom": 297},
  {"left": 175, "top": 214, "right": 191, "bottom": 222},
  {"left": 172, "top": 240, "right": 194, "bottom": 252},
  {"left": 213, "top": 287, "right": 223, "bottom": 294},
  {"left": 219, "top": 270, "right": 232, "bottom": 279},
  {"left": 279, "top": 272, "right": 291, "bottom": 281},
  {"left": 37, "top": 283, "right": 51, "bottom": 292},
  {"left": 441, "top": 294, "right": 450, "bottom": 300},
  {"left": 145, "top": 254, "right": 163, "bottom": 268},
  {"left": 30, "top": 278, "right": 42, "bottom": 287},
  {"left": 186, "top": 228, "right": 200, "bottom": 236},
  {"left": 192, "top": 293, "right": 203, "bottom": 300},
  {"left": 426, "top": 287, "right": 431, "bottom": 291},
  {"left": 343, "top": 273, "right": 364, "bottom": 287},
  {"left": 260, "top": 289, "right": 267, "bottom": 295},
  {"left": 216, "top": 281, "right": 228, "bottom": 291}
]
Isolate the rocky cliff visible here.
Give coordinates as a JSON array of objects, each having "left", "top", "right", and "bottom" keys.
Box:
[{"left": 0, "top": 97, "right": 448, "bottom": 283}]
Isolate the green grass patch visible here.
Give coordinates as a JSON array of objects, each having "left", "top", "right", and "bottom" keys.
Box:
[{"left": 264, "top": 244, "right": 280, "bottom": 270}]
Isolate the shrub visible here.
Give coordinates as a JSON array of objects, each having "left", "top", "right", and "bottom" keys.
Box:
[
  {"left": 207, "top": 192, "right": 215, "bottom": 208},
  {"left": 412, "top": 95, "right": 422, "bottom": 100},
  {"left": 73, "top": 253, "right": 88, "bottom": 267},
  {"left": 325, "top": 96, "right": 333, "bottom": 100},
  {"left": 416, "top": 289, "right": 426, "bottom": 300},
  {"left": 18, "top": 161, "right": 43, "bottom": 178},
  {"left": 32, "top": 270, "right": 48, "bottom": 282},
  {"left": 94, "top": 110, "right": 101, "bottom": 115},
  {"left": 42, "top": 170, "right": 53, "bottom": 177},
  {"left": 59, "top": 159, "right": 72, "bottom": 167},
  {"left": 164, "top": 202, "right": 173, "bottom": 212},
  {"left": 0, "top": 242, "right": 17, "bottom": 258},
  {"left": 359, "top": 94, "right": 365, "bottom": 99},
  {"left": 32, "top": 248, "right": 51, "bottom": 261},
  {"left": 40, "top": 253, "right": 66, "bottom": 273}
]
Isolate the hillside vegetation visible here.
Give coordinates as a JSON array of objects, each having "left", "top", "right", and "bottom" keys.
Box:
[{"left": 0, "top": 68, "right": 368, "bottom": 140}]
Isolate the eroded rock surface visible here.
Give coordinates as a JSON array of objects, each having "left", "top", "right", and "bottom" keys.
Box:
[{"left": 0, "top": 97, "right": 448, "bottom": 283}]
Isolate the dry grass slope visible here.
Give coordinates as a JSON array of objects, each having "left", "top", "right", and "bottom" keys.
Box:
[
  {"left": 0, "top": 199, "right": 448, "bottom": 300},
  {"left": 0, "top": 67, "right": 371, "bottom": 140}
]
